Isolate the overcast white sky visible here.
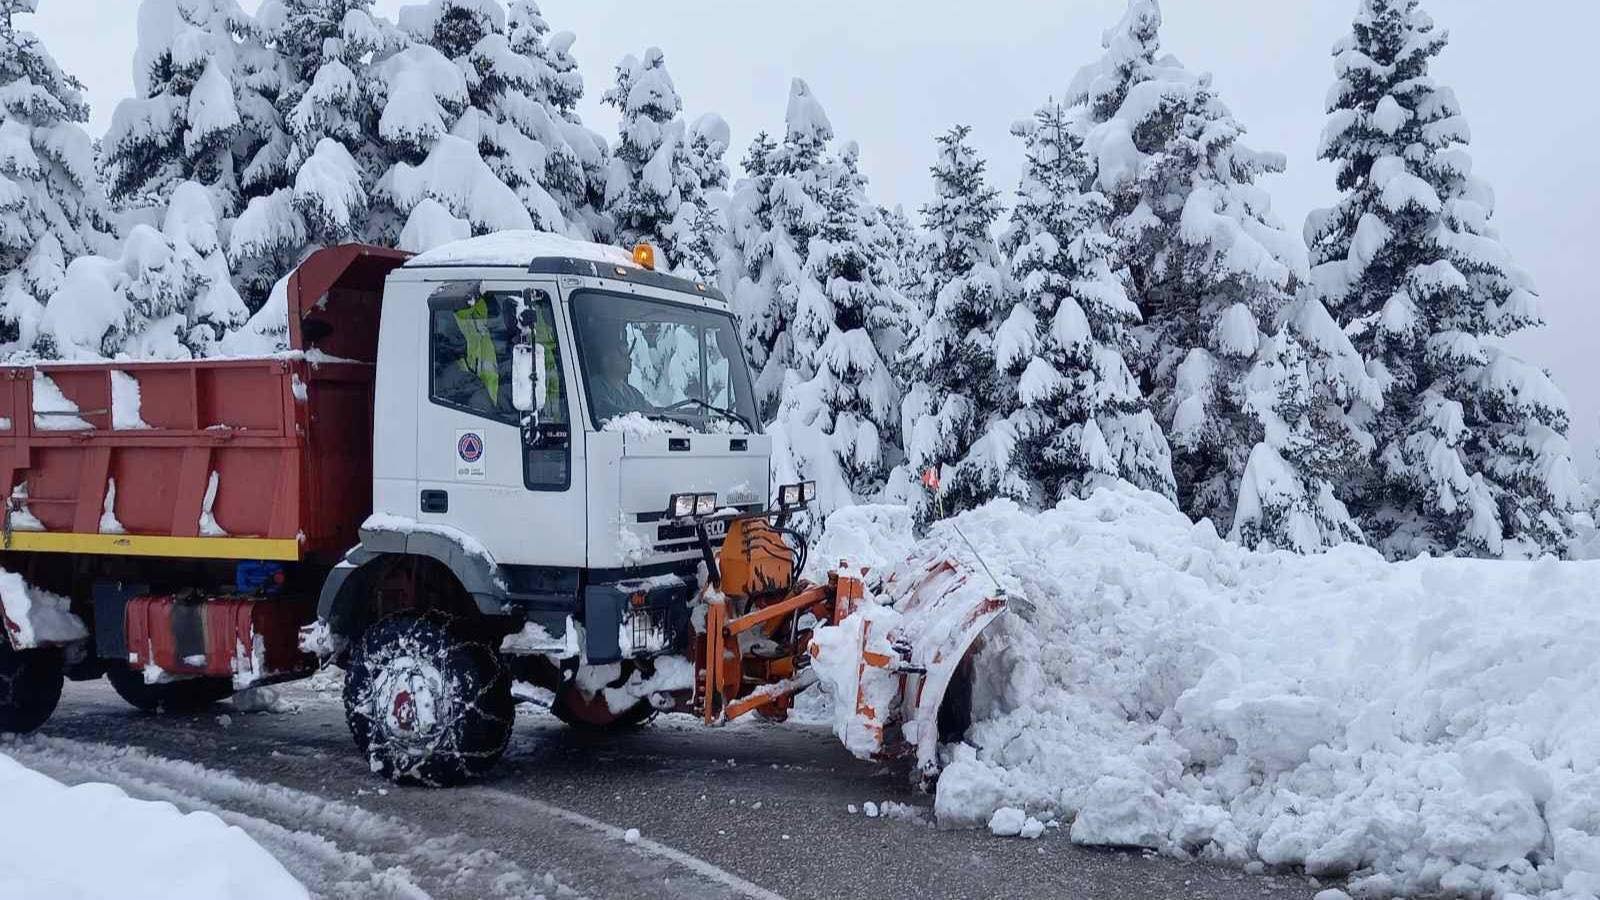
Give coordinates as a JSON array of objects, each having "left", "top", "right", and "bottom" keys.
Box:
[{"left": 28, "top": 0, "right": 1600, "bottom": 465}]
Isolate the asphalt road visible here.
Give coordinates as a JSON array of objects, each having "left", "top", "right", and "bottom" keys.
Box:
[{"left": 4, "top": 678, "right": 1334, "bottom": 900}]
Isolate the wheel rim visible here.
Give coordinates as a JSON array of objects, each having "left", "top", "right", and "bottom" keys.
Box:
[{"left": 372, "top": 655, "right": 450, "bottom": 748}]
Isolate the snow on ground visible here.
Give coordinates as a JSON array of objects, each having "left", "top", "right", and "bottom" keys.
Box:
[
  {"left": 5, "top": 732, "right": 561, "bottom": 899},
  {"left": 813, "top": 484, "right": 1600, "bottom": 899},
  {"left": 0, "top": 752, "right": 307, "bottom": 900}
]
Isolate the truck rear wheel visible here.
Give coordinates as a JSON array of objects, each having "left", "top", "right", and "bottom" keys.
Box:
[
  {"left": 105, "top": 666, "right": 235, "bottom": 713},
  {"left": 0, "top": 642, "right": 64, "bottom": 734},
  {"left": 343, "top": 610, "right": 512, "bottom": 786}
]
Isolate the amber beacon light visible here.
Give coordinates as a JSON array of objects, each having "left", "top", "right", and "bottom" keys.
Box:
[{"left": 632, "top": 243, "right": 657, "bottom": 270}]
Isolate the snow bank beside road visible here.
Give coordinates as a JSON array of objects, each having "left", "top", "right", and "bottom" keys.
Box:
[
  {"left": 0, "top": 752, "right": 307, "bottom": 900},
  {"left": 825, "top": 487, "right": 1600, "bottom": 899}
]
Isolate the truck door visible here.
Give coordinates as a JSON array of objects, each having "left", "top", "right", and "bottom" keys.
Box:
[{"left": 415, "top": 281, "right": 585, "bottom": 567}]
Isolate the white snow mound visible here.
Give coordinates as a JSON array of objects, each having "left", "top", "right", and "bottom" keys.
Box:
[
  {"left": 0, "top": 753, "right": 307, "bottom": 899},
  {"left": 871, "top": 485, "right": 1600, "bottom": 899}
]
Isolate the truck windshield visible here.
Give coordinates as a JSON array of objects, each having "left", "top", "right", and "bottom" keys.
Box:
[{"left": 570, "top": 291, "right": 760, "bottom": 434}]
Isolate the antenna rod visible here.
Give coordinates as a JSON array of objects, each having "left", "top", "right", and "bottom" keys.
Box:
[{"left": 951, "top": 524, "right": 1005, "bottom": 597}]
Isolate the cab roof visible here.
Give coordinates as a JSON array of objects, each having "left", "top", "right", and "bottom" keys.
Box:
[
  {"left": 405, "top": 231, "right": 639, "bottom": 270},
  {"left": 403, "top": 230, "right": 726, "bottom": 303}
]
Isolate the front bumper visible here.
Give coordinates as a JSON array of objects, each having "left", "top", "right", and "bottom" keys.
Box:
[{"left": 582, "top": 574, "right": 695, "bottom": 664}]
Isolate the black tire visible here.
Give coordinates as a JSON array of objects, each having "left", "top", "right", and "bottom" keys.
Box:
[
  {"left": 105, "top": 666, "right": 235, "bottom": 713},
  {"left": 343, "top": 610, "right": 512, "bottom": 786},
  {"left": 550, "top": 684, "right": 655, "bottom": 731},
  {"left": 0, "top": 641, "right": 64, "bottom": 734}
]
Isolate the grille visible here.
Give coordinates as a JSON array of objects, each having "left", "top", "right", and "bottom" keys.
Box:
[{"left": 634, "top": 503, "right": 762, "bottom": 555}]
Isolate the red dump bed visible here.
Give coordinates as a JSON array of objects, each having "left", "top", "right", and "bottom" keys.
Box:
[{"left": 0, "top": 245, "right": 410, "bottom": 564}]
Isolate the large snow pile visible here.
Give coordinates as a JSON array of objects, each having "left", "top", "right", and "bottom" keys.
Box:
[
  {"left": 0, "top": 753, "right": 306, "bottom": 899},
  {"left": 821, "top": 486, "right": 1600, "bottom": 899}
]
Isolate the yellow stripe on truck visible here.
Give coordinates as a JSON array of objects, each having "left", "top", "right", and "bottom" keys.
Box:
[{"left": 0, "top": 532, "right": 301, "bottom": 561}]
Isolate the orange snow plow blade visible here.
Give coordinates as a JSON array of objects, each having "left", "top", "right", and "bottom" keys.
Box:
[
  {"left": 695, "top": 510, "right": 1007, "bottom": 779},
  {"left": 809, "top": 558, "right": 1008, "bottom": 778}
]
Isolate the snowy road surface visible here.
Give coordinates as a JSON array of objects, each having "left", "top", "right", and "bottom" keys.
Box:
[{"left": 9, "top": 679, "right": 1330, "bottom": 900}]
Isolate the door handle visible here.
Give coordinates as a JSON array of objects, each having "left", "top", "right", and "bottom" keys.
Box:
[{"left": 420, "top": 490, "right": 449, "bottom": 514}]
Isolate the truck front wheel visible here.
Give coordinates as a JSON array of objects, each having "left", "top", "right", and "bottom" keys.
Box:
[
  {"left": 0, "top": 642, "right": 64, "bottom": 733},
  {"left": 343, "top": 610, "right": 512, "bottom": 786},
  {"left": 105, "top": 667, "right": 235, "bottom": 713}
]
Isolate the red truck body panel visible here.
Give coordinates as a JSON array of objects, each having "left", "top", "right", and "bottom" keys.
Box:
[
  {"left": 0, "top": 245, "right": 410, "bottom": 564},
  {"left": 200, "top": 595, "right": 316, "bottom": 681},
  {"left": 125, "top": 595, "right": 195, "bottom": 674},
  {"left": 126, "top": 593, "right": 315, "bottom": 682}
]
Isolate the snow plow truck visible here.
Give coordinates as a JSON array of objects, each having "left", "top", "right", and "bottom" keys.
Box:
[{"left": 0, "top": 232, "right": 1006, "bottom": 786}]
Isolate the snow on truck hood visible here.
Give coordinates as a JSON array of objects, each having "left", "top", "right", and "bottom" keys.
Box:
[{"left": 405, "top": 230, "right": 641, "bottom": 270}]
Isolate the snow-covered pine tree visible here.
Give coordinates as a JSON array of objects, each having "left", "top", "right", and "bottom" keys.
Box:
[
  {"left": 227, "top": 0, "right": 401, "bottom": 304},
  {"left": 374, "top": 0, "right": 541, "bottom": 241},
  {"left": 1306, "top": 0, "right": 1580, "bottom": 557},
  {"left": 1591, "top": 451, "right": 1599, "bottom": 521},
  {"left": 782, "top": 137, "right": 903, "bottom": 497},
  {"left": 725, "top": 81, "right": 903, "bottom": 510},
  {"left": 103, "top": 0, "right": 287, "bottom": 220},
  {"left": 603, "top": 48, "right": 680, "bottom": 252},
  {"left": 725, "top": 85, "right": 832, "bottom": 417},
  {"left": 875, "top": 204, "right": 923, "bottom": 318},
  {"left": 1232, "top": 296, "right": 1380, "bottom": 551},
  {"left": 39, "top": 180, "right": 244, "bottom": 359},
  {"left": 0, "top": 0, "right": 109, "bottom": 351},
  {"left": 1001, "top": 103, "right": 1175, "bottom": 505},
  {"left": 600, "top": 48, "right": 726, "bottom": 278},
  {"left": 666, "top": 113, "right": 730, "bottom": 280},
  {"left": 503, "top": 1, "right": 609, "bottom": 238},
  {"left": 896, "top": 125, "right": 1017, "bottom": 519},
  {"left": 1068, "top": 0, "right": 1310, "bottom": 532},
  {"left": 1574, "top": 461, "right": 1600, "bottom": 560}
]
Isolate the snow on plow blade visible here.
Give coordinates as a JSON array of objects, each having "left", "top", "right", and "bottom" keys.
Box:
[
  {"left": 690, "top": 508, "right": 1006, "bottom": 782},
  {"left": 810, "top": 554, "right": 1008, "bottom": 780}
]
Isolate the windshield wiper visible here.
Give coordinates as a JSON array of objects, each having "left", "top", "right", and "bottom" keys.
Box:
[
  {"left": 665, "top": 398, "right": 753, "bottom": 432},
  {"left": 639, "top": 412, "right": 695, "bottom": 427}
]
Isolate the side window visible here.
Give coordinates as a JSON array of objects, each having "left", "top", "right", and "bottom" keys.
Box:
[
  {"left": 427, "top": 284, "right": 571, "bottom": 491},
  {"left": 429, "top": 288, "right": 519, "bottom": 427},
  {"left": 524, "top": 290, "right": 571, "bottom": 491}
]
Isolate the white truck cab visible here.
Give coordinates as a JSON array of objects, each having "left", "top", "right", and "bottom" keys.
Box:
[{"left": 347, "top": 232, "right": 772, "bottom": 667}]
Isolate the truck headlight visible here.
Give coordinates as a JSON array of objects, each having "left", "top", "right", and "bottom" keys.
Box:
[
  {"left": 780, "top": 481, "right": 816, "bottom": 508},
  {"left": 668, "top": 493, "right": 719, "bottom": 519}
]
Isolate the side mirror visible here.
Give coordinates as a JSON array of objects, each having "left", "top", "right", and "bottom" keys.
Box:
[{"left": 512, "top": 344, "right": 535, "bottom": 412}]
